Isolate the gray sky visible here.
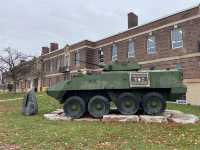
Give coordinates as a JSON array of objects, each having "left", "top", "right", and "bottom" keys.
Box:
[{"left": 0, "top": 0, "right": 199, "bottom": 56}]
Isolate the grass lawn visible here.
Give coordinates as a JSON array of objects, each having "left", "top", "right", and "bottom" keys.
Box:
[
  {"left": 0, "top": 93, "right": 200, "bottom": 150},
  {"left": 0, "top": 92, "right": 25, "bottom": 100}
]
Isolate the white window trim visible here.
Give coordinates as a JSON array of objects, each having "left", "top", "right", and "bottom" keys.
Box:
[
  {"left": 147, "top": 36, "right": 156, "bottom": 54},
  {"left": 99, "top": 48, "right": 104, "bottom": 64},
  {"left": 112, "top": 55, "right": 118, "bottom": 62},
  {"left": 128, "top": 40, "right": 135, "bottom": 58},
  {"left": 171, "top": 28, "right": 183, "bottom": 49},
  {"left": 75, "top": 50, "right": 80, "bottom": 66},
  {"left": 111, "top": 44, "right": 118, "bottom": 62}
]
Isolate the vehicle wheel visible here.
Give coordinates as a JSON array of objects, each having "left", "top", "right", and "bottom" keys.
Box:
[
  {"left": 142, "top": 92, "right": 166, "bottom": 115},
  {"left": 64, "top": 96, "right": 86, "bottom": 119},
  {"left": 116, "top": 93, "right": 141, "bottom": 115},
  {"left": 88, "top": 96, "right": 110, "bottom": 118}
]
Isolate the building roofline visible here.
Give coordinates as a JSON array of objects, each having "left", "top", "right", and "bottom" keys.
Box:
[
  {"left": 95, "top": 4, "right": 200, "bottom": 45},
  {"left": 41, "top": 48, "right": 64, "bottom": 57},
  {"left": 129, "top": 4, "right": 200, "bottom": 31},
  {"left": 40, "top": 4, "right": 200, "bottom": 54},
  {"left": 69, "top": 40, "right": 95, "bottom": 47}
]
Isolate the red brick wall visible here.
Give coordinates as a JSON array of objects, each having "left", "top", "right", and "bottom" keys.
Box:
[
  {"left": 41, "top": 6, "right": 200, "bottom": 88},
  {"left": 96, "top": 6, "right": 199, "bottom": 46},
  {"left": 95, "top": 17, "right": 200, "bottom": 64},
  {"left": 141, "top": 57, "right": 200, "bottom": 79},
  {"left": 43, "top": 75, "right": 65, "bottom": 87}
]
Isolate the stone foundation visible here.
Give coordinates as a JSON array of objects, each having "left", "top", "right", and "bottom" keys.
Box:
[{"left": 44, "top": 109, "right": 199, "bottom": 124}]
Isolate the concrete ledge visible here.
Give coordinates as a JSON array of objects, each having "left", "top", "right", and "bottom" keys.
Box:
[
  {"left": 168, "top": 113, "right": 199, "bottom": 124},
  {"left": 44, "top": 109, "right": 199, "bottom": 124},
  {"left": 139, "top": 115, "right": 168, "bottom": 123},
  {"left": 103, "top": 115, "right": 139, "bottom": 122}
]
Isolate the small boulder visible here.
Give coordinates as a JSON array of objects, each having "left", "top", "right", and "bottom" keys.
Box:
[
  {"left": 44, "top": 113, "right": 71, "bottom": 121},
  {"left": 168, "top": 113, "right": 199, "bottom": 124},
  {"left": 51, "top": 109, "right": 63, "bottom": 115},
  {"left": 162, "top": 110, "right": 184, "bottom": 118},
  {"left": 140, "top": 115, "right": 168, "bottom": 123},
  {"left": 73, "top": 118, "right": 101, "bottom": 122},
  {"left": 102, "top": 115, "right": 139, "bottom": 122}
]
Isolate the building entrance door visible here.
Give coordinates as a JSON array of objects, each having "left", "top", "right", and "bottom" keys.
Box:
[{"left": 33, "top": 78, "right": 38, "bottom": 92}]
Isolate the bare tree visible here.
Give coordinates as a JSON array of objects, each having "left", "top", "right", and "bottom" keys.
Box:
[{"left": 0, "top": 47, "right": 29, "bottom": 92}]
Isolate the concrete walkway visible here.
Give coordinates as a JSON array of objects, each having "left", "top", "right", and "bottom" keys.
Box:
[
  {"left": 0, "top": 97, "right": 23, "bottom": 102},
  {"left": 0, "top": 94, "right": 44, "bottom": 102}
]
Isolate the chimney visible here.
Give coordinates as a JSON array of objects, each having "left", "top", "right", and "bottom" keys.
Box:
[
  {"left": 50, "top": 43, "right": 59, "bottom": 51},
  {"left": 41, "top": 47, "right": 49, "bottom": 55},
  {"left": 128, "top": 12, "right": 138, "bottom": 29}
]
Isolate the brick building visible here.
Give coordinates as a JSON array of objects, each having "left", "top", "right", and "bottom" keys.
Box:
[
  {"left": 40, "top": 5, "right": 200, "bottom": 105},
  {"left": 1, "top": 58, "right": 42, "bottom": 92}
]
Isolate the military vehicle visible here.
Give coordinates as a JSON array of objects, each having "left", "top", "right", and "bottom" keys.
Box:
[{"left": 47, "top": 63, "right": 187, "bottom": 119}]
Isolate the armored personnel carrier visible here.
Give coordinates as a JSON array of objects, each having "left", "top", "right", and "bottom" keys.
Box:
[{"left": 47, "top": 63, "right": 187, "bottom": 119}]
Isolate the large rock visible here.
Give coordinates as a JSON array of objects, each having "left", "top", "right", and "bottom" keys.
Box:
[
  {"left": 44, "top": 113, "right": 71, "bottom": 121},
  {"left": 22, "top": 90, "right": 38, "bottom": 116},
  {"left": 102, "top": 115, "right": 139, "bottom": 122},
  {"left": 44, "top": 109, "right": 199, "bottom": 124},
  {"left": 73, "top": 118, "right": 101, "bottom": 122},
  {"left": 168, "top": 113, "right": 199, "bottom": 124},
  {"left": 140, "top": 115, "right": 168, "bottom": 123},
  {"left": 51, "top": 109, "right": 63, "bottom": 114},
  {"left": 162, "top": 110, "right": 184, "bottom": 118}
]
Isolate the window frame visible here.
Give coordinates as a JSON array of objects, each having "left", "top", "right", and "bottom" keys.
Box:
[
  {"left": 171, "top": 28, "right": 183, "bottom": 49},
  {"left": 176, "top": 64, "right": 183, "bottom": 70},
  {"left": 98, "top": 48, "right": 104, "bottom": 64},
  {"left": 198, "top": 41, "right": 200, "bottom": 52},
  {"left": 147, "top": 36, "right": 156, "bottom": 54},
  {"left": 111, "top": 44, "right": 118, "bottom": 62},
  {"left": 75, "top": 50, "right": 80, "bottom": 66},
  {"left": 128, "top": 39, "right": 135, "bottom": 58}
]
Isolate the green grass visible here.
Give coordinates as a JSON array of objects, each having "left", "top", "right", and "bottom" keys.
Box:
[
  {"left": 0, "top": 93, "right": 200, "bottom": 150},
  {"left": 0, "top": 92, "right": 25, "bottom": 100}
]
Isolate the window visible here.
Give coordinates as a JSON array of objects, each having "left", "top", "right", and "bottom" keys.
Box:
[
  {"left": 55, "top": 58, "right": 58, "bottom": 71},
  {"left": 171, "top": 28, "right": 183, "bottom": 49},
  {"left": 150, "top": 66, "right": 155, "bottom": 70},
  {"left": 75, "top": 50, "right": 80, "bottom": 65},
  {"left": 98, "top": 48, "right": 104, "bottom": 64},
  {"left": 176, "top": 64, "right": 183, "bottom": 70},
  {"left": 111, "top": 44, "right": 118, "bottom": 62},
  {"left": 50, "top": 60, "right": 53, "bottom": 72},
  {"left": 147, "top": 36, "right": 156, "bottom": 54},
  {"left": 128, "top": 39, "right": 135, "bottom": 58},
  {"left": 65, "top": 55, "right": 69, "bottom": 68},
  {"left": 198, "top": 41, "right": 200, "bottom": 52}
]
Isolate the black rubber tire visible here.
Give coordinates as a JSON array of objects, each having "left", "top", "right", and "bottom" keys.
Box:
[
  {"left": 88, "top": 96, "right": 110, "bottom": 118},
  {"left": 116, "top": 93, "right": 141, "bottom": 115},
  {"left": 64, "top": 96, "right": 86, "bottom": 119},
  {"left": 142, "top": 92, "right": 166, "bottom": 115}
]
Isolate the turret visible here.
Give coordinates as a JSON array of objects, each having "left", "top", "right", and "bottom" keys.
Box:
[{"left": 103, "top": 63, "right": 141, "bottom": 71}]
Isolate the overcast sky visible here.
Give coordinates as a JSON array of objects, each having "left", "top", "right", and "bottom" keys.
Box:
[{"left": 0, "top": 0, "right": 199, "bottom": 56}]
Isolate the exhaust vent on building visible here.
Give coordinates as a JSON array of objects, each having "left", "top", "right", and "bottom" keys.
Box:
[
  {"left": 128, "top": 12, "right": 138, "bottom": 29},
  {"left": 50, "top": 43, "right": 59, "bottom": 51},
  {"left": 41, "top": 47, "right": 49, "bottom": 55}
]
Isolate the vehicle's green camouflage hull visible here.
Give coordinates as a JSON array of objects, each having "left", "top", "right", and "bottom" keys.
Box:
[
  {"left": 47, "top": 70, "right": 186, "bottom": 102},
  {"left": 47, "top": 63, "right": 187, "bottom": 118}
]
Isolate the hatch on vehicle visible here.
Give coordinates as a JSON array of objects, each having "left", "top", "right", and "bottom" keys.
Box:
[{"left": 129, "top": 72, "right": 150, "bottom": 87}]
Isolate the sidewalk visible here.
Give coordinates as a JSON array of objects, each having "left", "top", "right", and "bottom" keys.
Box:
[
  {"left": 0, "top": 95, "right": 44, "bottom": 102},
  {"left": 0, "top": 97, "right": 23, "bottom": 102}
]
